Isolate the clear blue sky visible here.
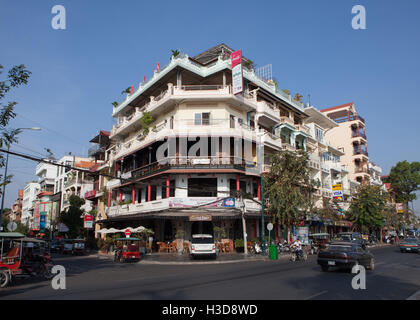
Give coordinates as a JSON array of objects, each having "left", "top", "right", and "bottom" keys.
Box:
[{"left": 1, "top": 0, "right": 419, "bottom": 212}]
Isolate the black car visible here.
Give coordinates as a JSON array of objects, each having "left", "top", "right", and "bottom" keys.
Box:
[
  {"left": 317, "top": 241, "right": 374, "bottom": 272},
  {"left": 336, "top": 232, "right": 367, "bottom": 249}
]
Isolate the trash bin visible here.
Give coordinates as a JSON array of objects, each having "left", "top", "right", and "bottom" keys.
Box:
[{"left": 269, "top": 245, "right": 278, "bottom": 260}]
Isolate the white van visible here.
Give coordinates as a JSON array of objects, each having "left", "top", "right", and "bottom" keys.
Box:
[{"left": 190, "top": 234, "right": 216, "bottom": 259}]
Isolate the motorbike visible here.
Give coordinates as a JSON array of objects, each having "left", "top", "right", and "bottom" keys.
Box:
[
  {"left": 289, "top": 248, "right": 308, "bottom": 262},
  {"left": 249, "top": 242, "right": 262, "bottom": 254},
  {"left": 277, "top": 242, "right": 290, "bottom": 254}
]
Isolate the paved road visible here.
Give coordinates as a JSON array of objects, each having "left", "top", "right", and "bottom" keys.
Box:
[{"left": 1, "top": 245, "right": 419, "bottom": 300}]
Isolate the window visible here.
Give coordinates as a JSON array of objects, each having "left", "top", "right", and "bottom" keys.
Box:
[
  {"left": 230, "top": 115, "right": 235, "bottom": 128},
  {"left": 194, "top": 112, "right": 210, "bottom": 125},
  {"left": 315, "top": 127, "right": 324, "bottom": 142},
  {"left": 188, "top": 178, "right": 217, "bottom": 197}
]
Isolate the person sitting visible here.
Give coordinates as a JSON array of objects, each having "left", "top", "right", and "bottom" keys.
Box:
[{"left": 290, "top": 239, "right": 303, "bottom": 258}]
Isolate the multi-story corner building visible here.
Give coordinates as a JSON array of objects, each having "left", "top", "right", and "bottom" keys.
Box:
[
  {"left": 101, "top": 44, "right": 311, "bottom": 242},
  {"left": 320, "top": 102, "right": 370, "bottom": 185},
  {"left": 303, "top": 106, "right": 351, "bottom": 210},
  {"left": 53, "top": 155, "right": 96, "bottom": 213},
  {"left": 22, "top": 182, "right": 40, "bottom": 227}
]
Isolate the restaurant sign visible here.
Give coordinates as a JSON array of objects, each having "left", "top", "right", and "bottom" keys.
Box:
[
  {"left": 169, "top": 198, "right": 221, "bottom": 208},
  {"left": 189, "top": 214, "right": 212, "bottom": 222},
  {"left": 84, "top": 190, "right": 96, "bottom": 200},
  {"left": 231, "top": 50, "right": 243, "bottom": 95}
]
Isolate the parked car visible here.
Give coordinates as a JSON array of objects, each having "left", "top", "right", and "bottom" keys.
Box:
[
  {"left": 190, "top": 234, "right": 216, "bottom": 259},
  {"left": 399, "top": 238, "right": 420, "bottom": 253},
  {"left": 317, "top": 241, "right": 375, "bottom": 272},
  {"left": 336, "top": 232, "right": 367, "bottom": 249},
  {"left": 62, "top": 239, "right": 74, "bottom": 254},
  {"left": 50, "top": 240, "right": 61, "bottom": 253}
]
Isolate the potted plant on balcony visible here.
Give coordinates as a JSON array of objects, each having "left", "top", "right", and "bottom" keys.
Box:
[
  {"left": 140, "top": 112, "right": 153, "bottom": 136},
  {"left": 121, "top": 87, "right": 131, "bottom": 95}
]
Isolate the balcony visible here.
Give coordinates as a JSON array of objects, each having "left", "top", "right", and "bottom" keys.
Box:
[
  {"left": 111, "top": 85, "right": 258, "bottom": 138},
  {"left": 355, "top": 167, "right": 369, "bottom": 174},
  {"left": 88, "top": 144, "right": 105, "bottom": 157},
  {"left": 256, "top": 101, "right": 280, "bottom": 121},
  {"left": 295, "top": 124, "right": 310, "bottom": 135},
  {"left": 351, "top": 131, "right": 367, "bottom": 140},
  {"left": 353, "top": 150, "right": 369, "bottom": 157},
  {"left": 279, "top": 116, "right": 295, "bottom": 128},
  {"left": 333, "top": 114, "right": 365, "bottom": 124}
]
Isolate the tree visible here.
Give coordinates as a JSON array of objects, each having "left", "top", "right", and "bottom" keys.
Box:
[
  {"left": 349, "top": 184, "right": 387, "bottom": 234},
  {"left": 171, "top": 49, "right": 180, "bottom": 58},
  {"left": 0, "top": 64, "right": 31, "bottom": 192},
  {"left": 385, "top": 161, "right": 420, "bottom": 212},
  {"left": 264, "top": 150, "right": 315, "bottom": 238},
  {"left": 58, "top": 194, "right": 85, "bottom": 238},
  {"left": 1, "top": 216, "right": 29, "bottom": 235}
]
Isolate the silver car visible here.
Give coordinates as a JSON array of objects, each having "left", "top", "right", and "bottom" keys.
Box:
[{"left": 190, "top": 234, "right": 216, "bottom": 259}]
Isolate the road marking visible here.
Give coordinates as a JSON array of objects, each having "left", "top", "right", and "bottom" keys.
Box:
[{"left": 304, "top": 290, "right": 328, "bottom": 300}]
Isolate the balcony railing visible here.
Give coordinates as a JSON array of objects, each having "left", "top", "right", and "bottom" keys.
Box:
[
  {"left": 353, "top": 150, "right": 369, "bottom": 156},
  {"left": 351, "top": 131, "right": 367, "bottom": 139},
  {"left": 88, "top": 144, "right": 105, "bottom": 157},
  {"left": 120, "top": 156, "right": 257, "bottom": 181},
  {"left": 333, "top": 114, "right": 365, "bottom": 124},
  {"left": 355, "top": 167, "right": 369, "bottom": 173}
]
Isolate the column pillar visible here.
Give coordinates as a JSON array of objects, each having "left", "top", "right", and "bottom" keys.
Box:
[
  {"left": 148, "top": 184, "right": 151, "bottom": 202},
  {"left": 166, "top": 176, "right": 170, "bottom": 198},
  {"left": 119, "top": 189, "right": 122, "bottom": 203},
  {"left": 236, "top": 174, "right": 240, "bottom": 191},
  {"left": 108, "top": 191, "right": 111, "bottom": 207},
  {"left": 257, "top": 179, "right": 261, "bottom": 200},
  {"left": 132, "top": 185, "right": 135, "bottom": 204}
]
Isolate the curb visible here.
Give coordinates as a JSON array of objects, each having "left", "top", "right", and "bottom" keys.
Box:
[{"left": 406, "top": 290, "right": 420, "bottom": 300}]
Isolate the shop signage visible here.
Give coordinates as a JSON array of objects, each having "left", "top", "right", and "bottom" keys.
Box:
[
  {"left": 121, "top": 171, "right": 132, "bottom": 179},
  {"left": 125, "top": 229, "right": 131, "bottom": 237},
  {"left": 40, "top": 212, "right": 47, "bottom": 233},
  {"left": 334, "top": 221, "right": 352, "bottom": 227},
  {"left": 189, "top": 214, "right": 212, "bottom": 222},
  {"left": 169, "top": 198, "right": 220, "bottom": 208},
  {"left": 84, "top": 214, "right": 93, "bottom": 229},
  {"left": 223, "top": 198, "right": 235, "bottom": 208},
  {"left": 332, "top": 184, "right": 342, "bottom": 191},
  {"left": 396, "top": 203, "right": 404, "bottom": 213},
  {"left": 192, "top": 158, "right": 211, "bottom": 165},
  {"left": 231, "top": 50, "right": 243, "bottom": 95},
  {"left": 84, "top": 190, "right": 96, "bottom": 199}
]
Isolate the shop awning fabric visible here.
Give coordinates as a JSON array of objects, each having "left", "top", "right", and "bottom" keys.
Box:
[{"left": 96, "top": 226, "right": 147, "bottom": 234}]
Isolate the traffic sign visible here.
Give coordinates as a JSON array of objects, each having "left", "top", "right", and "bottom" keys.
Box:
[
  {"left": 84, "top": 214, "right": 93, "bottom": 229},
  {"left": 7, "top": 222, "right": 17, "bottom": 232},
  {"left": 125, "top": 229, "right": 131, "bottom": 238},
  {"left": 267, "top": 223, "right": 273, "bottom": 231}
]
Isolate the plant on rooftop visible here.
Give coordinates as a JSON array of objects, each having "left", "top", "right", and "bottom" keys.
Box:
[
  {"left": 243, "top": 59, "right": 255, "bottom": 71},
  {"left": 293, "top": 93, "right": 303, "bottom": 102},
  {"left": 282, "top": 89, "right": 290, "bottom": 96},
  {"left": 121, "top": 87, "right": 131, "bottom": 95},
  {"left": 171, "top": 49, "right": 180, "bottom": 58},
  {"left": 112, "top": 101, "right": 119, "bottom": 108},
  {"left": 140, "top": 112, "right": 153, "bottom": 136}
]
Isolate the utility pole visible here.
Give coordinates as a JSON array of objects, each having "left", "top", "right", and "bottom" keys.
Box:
[{"left": 240, "top": 193, "right": 248, "bottom": 255}]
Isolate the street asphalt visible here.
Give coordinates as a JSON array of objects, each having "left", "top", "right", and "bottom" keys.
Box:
[{"left": 0, "top": 245, "right": 419, "bottom": 300}]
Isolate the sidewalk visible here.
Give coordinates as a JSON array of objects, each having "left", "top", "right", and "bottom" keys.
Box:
[{"left": 96, "top": 251, "right": 291, "bottom": 265}]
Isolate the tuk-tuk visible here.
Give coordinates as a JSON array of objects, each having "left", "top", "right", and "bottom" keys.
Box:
[
  {"left": 308, "top": 233, "right": 331, "bottom": 254},
  {"left": 0, "top": 233, "right": 54, "bottom": 288},
  {"left": 62, "top": 239, "right": 74, "bottom": 254},
  {"left": 72, "top": 239, "right": 85, "bottom": 255},
  {"left": 114, "top": 237, "right": 142, "bottom": 262}
]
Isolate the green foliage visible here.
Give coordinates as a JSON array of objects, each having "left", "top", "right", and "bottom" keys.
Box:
[
  {"left": 282, "top": 89, "right": 290, "bottom": 95},
  {"left": 264, "top": 150, "right": 315, "bottom": 227},
  {"left": 171, "top": 49, "right": 180, "bottom": 58},
  {"left": 349, "top": 184, "right": 387, "bottom": 232},
  {"left": 140, "top": 112, "right": 153, "bottom": 136},
  {"left": 101, "top": 187, "right": 109, "bottom": 206},
  {"left": 243, "top": 59, "right": 255, "bottom": 70},
  {"left": 213, "top": 226, "right": 227, "bottom": 241},
  {"left": 1, "top": 216, "right": 28, "bottom": 235},
  {"left": 121, "top": 87, "right": 131, "bottom": 95},
  {"left": 385, "top": 161, "right": 420, "bottom": 205},
  {"left": 235, "top": 238, "right": 244, "bottom": 248},
  {"left": 112, "top": 101, "right": 119, "bottom": 108},
  {"left": 59, "top": 195, "right": 85, "bottom": 238}
]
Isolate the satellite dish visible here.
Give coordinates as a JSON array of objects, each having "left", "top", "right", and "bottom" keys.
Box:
[{"left": 7, "top": 221, "right": 17, "bottom": 232}]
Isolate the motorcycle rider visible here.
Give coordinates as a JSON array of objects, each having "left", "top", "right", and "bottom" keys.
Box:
[{"left": 291, "top": 238, "right": 303, "bottom": 259}]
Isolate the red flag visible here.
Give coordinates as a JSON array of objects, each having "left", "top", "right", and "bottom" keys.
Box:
[
  {"left": 143, "top": 75, "right": 145, "bottom": 84},
  {"left": 130, "top": 85, "right": 134, "bottom": 94},
  {"left": 157, "top": 62, "right": 160, "bottom": 72}
]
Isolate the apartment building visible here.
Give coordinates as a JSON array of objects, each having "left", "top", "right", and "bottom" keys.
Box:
[
  {"left": 53, "top": 155, "right": 96, "bottom": 213},
  {"left": 303, "top": 106, "right": 351, "bottom": 210},
  {"left": 320, "top": 102, "right": 370, "bottom": 185},
  {"left": 8, "top": 189, "right": 24, "bottom": 223},
  {"left": 21, "top": 182, "right": 40, "bottom": 226},
  {"left": 100, "top": 44, "right": 311, "bottom": 242},
  {"left": 36, "top": 161, "right": 56, "bottom": 193},
  {"left": 369, "top": 162, "right": 383, "bottom": 186}
]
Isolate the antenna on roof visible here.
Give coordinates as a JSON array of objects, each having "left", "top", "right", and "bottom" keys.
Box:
[{"left": 255, "top": 64, "right": 272, "bottom": 82}]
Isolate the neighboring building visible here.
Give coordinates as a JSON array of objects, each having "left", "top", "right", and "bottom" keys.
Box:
[
  {"left": 36, "top": 160, "right": 56, "bottom": 193},
  {"left": 100, "top": 44, "right": 311, "bottom": 242},
  {"left": 369, "top": 162, "right": 383, "bottom": 186},
  {"left": 22, "top": 182, "right": 41, "bottom": 227},
  {"left": 8, "top": 189, "right": 23, "bottom": 223},
  {"left": 320, "top": 102, "right": 370, "bottom": 185},
  {"left": 85, "top": 130, "right": 111, "bottom": 236},
  {"left": 53, "top": 155, "right": 96, "bottom": 213},
  {"left": 304, "top": 106, "right": 351, "bottom": 210}
]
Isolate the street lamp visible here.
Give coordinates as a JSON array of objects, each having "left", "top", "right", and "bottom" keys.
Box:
[
  {"left": 257, "top": 130, "right": 270, "bottom": 255},
  {"left": 0, "top": 127, "right": 41, "bottom": 230}
]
